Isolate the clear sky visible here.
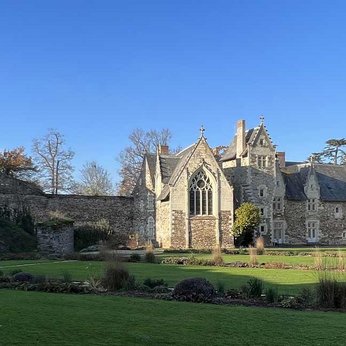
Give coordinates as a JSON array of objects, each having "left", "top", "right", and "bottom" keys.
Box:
[{"left": 1, "top": 0, "right": 346, "bottom": 184}]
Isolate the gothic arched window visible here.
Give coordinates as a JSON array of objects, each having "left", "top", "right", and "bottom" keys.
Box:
[{"left": 189, "top": 171, "right": 213, "bottom": 215}]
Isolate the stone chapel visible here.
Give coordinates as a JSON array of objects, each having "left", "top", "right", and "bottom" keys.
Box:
[{"left": 133, "top": 118, "right": 346, "bottom": 248}]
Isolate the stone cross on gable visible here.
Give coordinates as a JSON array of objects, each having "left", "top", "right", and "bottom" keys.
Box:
[
  {"left": 260, "top": 115, "right": 265, "bottom": 125},
  {"left": 200, "top": 125, "right": 205, "bottom": 138}
]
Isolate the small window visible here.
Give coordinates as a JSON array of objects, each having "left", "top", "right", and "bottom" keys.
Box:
[
  {"left": 139, "top": 200, "right": 144, "bottom": 212},
  {"left": 260, "top": 207, "right": 266, "bottom": 217},
  {"left": 307, "top": 198, "right": 317, "bottom": 211},
  {"left": 147, "top": 217, "right": 155, "bottom": 238},
  {"left": 259, "top": 224, "right": 266, "bottom": 234},
  {"left": 342, "top": 231, "right": 346, "bottom": 239},
  {"left": 258, "top": 156, "right": 267, "bottom": 169},
  {"left": 259, "top": 138, "right": 265, "bottom": 146},
  {"left": 335, "top": 205, "right": 343, "bottom": 219},
  {"left": 273, "top": 197, "right": 283, "bottom": 212},
  {"left": 147, "top": 193, "right": 154, "bottom": 210}
]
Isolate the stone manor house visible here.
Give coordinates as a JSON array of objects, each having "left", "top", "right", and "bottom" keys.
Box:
[
  {"left": 132, "top": 119, "right": 346, "bottom": 248},
  {"left": 1, "top": 118, "right": 346, "bottom": 250}
]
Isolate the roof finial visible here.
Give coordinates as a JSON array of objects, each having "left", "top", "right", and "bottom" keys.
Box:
[
  {"left": 199, "top": 125, "right": 205, "bottom": 138},
  {"left": 260, "top": 115, "right": 265, "bottom": 125}
]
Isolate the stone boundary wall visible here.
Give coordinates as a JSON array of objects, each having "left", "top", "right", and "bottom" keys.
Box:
[{"left": 0, "top": 193, "right": 134, "bottom": 234}]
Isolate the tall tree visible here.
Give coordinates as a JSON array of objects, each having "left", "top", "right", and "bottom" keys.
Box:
[
  {"left": 309, "top": 138, "right": 346, "bottom": 165},
  {"left": 117, "top": 128, "right": 173, "bottom": 196},
  {"left": 0, "top": 147, "right": 35, "bottom": 179},
  {"left": 32, "top": 130, "right": 74, "bottom": 194},
  {"left": 74, "top": 161, "right": 114, "bottom": 196}
]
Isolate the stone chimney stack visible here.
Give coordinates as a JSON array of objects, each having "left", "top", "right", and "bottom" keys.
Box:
[
  {"left": 236, "top": 120, "right": 245, "bottom": 158},
  {"left": 159, "top": 145, "right": 169, "bottom": 155},
  {"left": 277, "top": 152, "right": 286, "bottom": 168}
]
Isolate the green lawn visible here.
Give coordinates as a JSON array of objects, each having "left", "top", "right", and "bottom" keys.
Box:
[
  {"left": 2, "top": 259, "right": 345, "bottom": 295},
  {"left": 1, "top": 290, "right": 345, "bottom": 345}
]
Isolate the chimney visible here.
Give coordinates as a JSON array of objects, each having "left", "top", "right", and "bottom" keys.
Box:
[
  {"left": 159, "top": 145, "right": 169, "bottom": 155},
  {"left": 236, "top": 120, "right": 245, "bottom": 158},
  {"left": 276, "top": 152, "right": 286, "bottom": 168}
]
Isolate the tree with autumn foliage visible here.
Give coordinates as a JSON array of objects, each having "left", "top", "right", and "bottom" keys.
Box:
[{"left": 0, "top": 147, "right": 35, "bottom": 179}]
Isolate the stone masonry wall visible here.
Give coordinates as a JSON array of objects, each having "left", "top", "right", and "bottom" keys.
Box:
[
  {"left": 171, "top": 210, "right": 186, "bottom": 248},
  {"left": 156, "top": 201, "right": 171, "bottom": 248},
  {"left": 219, "top": 211, "right": 233, "bottom": 248},
  {"left": 0, "top": 193, "right": 134, "bottom": 234},
  {"left": 190, "top": 217, "right": 216, "bottom": 249},
  {"left": 37, "top": 226, "right": 74, "bottom": 256}
]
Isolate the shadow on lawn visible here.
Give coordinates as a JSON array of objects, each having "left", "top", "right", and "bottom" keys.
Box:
[{"left": 128, "top": 262, "right": 323, "bottom": 296}]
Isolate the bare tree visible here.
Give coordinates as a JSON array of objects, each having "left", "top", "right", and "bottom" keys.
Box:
[
  {"left": 117, "top": 128, "right": 173, "bottom": 196},
  {"left": 74, "top": 161, "right": 114, "bottom": 196},
  {"left": 32, "top": 129, "right": 74, "bottom": 194}
]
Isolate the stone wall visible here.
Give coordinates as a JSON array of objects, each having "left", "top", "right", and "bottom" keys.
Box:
[
  {"left": 156, "top": 200, "right": 171, "bottom": 248},
  {"left": 190, "top": 216, "right": 216, "bottom": 248},
  {"left": 171, "top": 210, "right": 186, "bottom": 248},
  {"left": 0, "top": 193, "right": 134, "bottom": 234},
  {"left": 37, "top": 226, "right": 74, "bottom": 256},
  {"left": 219, "top": 211, "right": 233, "bottom": 248}
]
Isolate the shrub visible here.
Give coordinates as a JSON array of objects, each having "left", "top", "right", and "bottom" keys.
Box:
[
  {"left": 212, "top": 245, "right": 224, "bottom": 265},
  {"left": 245, "top": 278, "right": 263, "bottom": 298},
  {"left": 0, "top": 270, "right": 3, "bottom": 277},
  {"left": 129, "top": 253, "right": 141, "bottom": 262},
  {"left": 145, "top": 244, "right": 156, "bottom": 263},
  {"left": 255, "top": 236, "right": 265, "bottom": 255},
  {"left": 315, "top": 273, "right": 346, "bottom": 309},
  {"left": 10, "top": 269, "right": 22, "bottom": 276},
  {"left": 265, "top": 287, "right": 278, "bottom": 303},
  {"left": 102, "top": 263, "right": 135, "bottom": 291},
  {"left": 143, "top": 278, "right": 167, "bottom": 289},
  {"left": 74, "top": 219, "right": 116, "bottom": 251},
  {"left": 248, "top": 246, "right": 258, "bottom": 266},
  {"left": 216, "top": 281, "right": 225, "bottom": 294},
  {"left": 13, "top": 272, "right": 34, "bottom": 283},
  {"left": 62, "top": 271, "right": 72, "bottom": 283},
  {"left": 172, "top": 277, "right": 216, "bottom": 303}
]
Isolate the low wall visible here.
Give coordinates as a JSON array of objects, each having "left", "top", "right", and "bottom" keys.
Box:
[{"left": 37, "top": 226, "right": 74, "bottom": 257}]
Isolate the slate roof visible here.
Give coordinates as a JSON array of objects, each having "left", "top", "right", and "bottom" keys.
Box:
[
  {"left": 282, "top": 163, "right": 346, "bottom": 201},
  {"left": 146, "top": 154, "right": 157, "bottom": 187},
  {"left": 159, "top": 155, "right": 180, "bottom": 184},
  {"left": 221, "top": 128, "right": 258, "bottom": 161}
]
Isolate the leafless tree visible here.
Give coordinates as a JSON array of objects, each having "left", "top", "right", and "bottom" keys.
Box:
[
  {"left": 74, "top": 161, "right": 114, "bottom": 196},
  {"left": 117, "top": 128, "right": 173, "bottom": 196},
  {"left": 32, "top": 129, "right": 74, "bottom": 194}
]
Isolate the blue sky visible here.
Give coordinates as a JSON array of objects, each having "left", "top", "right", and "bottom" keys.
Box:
[{"left": 1, "top": 0, "right": 346, "bottom": 183}]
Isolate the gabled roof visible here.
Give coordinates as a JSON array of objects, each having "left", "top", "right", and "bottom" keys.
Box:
[
  {"left": 282, "top": 163, "right": 346, "bottom": 201},
  {"left": 159, "top": 155, "right": 180, "bottom": 184},
  {"left": 146, "top": 154, "right": 157, "bottom": 188},
  {"left": 221, "top": 127, "right": 261, "bottom": 161}
]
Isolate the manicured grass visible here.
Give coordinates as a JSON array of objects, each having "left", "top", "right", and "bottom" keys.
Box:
[
  {"left": 2, "top": 259, "right": 346, "bottom": 295},
  {"left": 159, "top": 253, "right": 318, "bottom": 265},
  {"left": 1, "top": 290, "right": 345, "bottom": 345}
]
